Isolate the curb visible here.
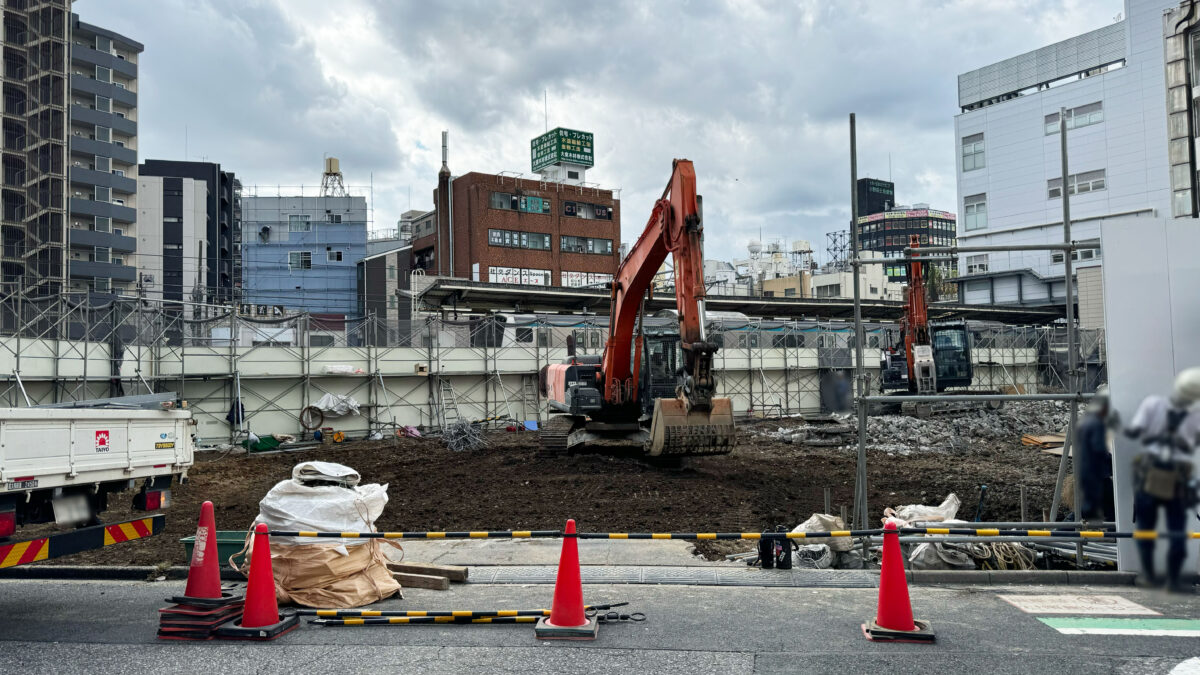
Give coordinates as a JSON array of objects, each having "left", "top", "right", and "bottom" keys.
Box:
[
  {"left": 906, "top": 570, "right": 1135, "bottom": 585},
  {"left": 0, "top": 565, "right": 243, "bottom": 582}
]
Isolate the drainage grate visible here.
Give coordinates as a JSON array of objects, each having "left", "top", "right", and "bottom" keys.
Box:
[{"left": 471, "top": 566, "right": 876, "bottom": 588}]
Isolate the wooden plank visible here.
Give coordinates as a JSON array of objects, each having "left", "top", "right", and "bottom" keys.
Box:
[
  {"left": 392, "top": 572, "right": 451, "bottom": 591},
  {"left": 387, "top": 562, "right": 469, "bottom": 582}
]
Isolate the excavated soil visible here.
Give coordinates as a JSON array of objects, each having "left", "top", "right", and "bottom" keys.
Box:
[{"left": 32, "top": 412, "right": 1065, "bottom": 567}]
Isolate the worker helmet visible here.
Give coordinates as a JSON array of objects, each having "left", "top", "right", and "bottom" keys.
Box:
[
  {"left": 1174, "top": 367, "right": 1200, "bottom": 404},
  {"left": 1087, "top": 384, "right": 1109, "bottom": 413}
]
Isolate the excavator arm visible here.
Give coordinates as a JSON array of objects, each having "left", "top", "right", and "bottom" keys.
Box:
[{"left": 599, "top": 159, "right": 733, "bottom": 455}]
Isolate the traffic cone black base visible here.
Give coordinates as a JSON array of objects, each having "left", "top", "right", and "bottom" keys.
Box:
[
  {"left": 159, "top": 602, "right": 242, "bottom": 618},
  {"left": 166, "top": 588, "right": 244, "bottom": 608},
  {"left": 534, "top": 615, "right": 599, "bottom": 640},
  {"left": 861, "top": 619, "right": 935, "bottom": 643},
  {"left": 214, "top": 612, "right": 299, "bottom": 641}
]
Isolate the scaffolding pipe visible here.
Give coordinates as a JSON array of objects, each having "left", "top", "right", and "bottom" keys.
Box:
[
  {"left": 910, "top": 521, "right": 1115, "bottom": 529},
  {"left": 863, "top": 393, "right": 1093, "bottom": 403},
  {"left": 906, "top": 243, "right": 1089, "bottom": 254}
]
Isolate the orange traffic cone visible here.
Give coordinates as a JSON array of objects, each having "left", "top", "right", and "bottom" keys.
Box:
[
  {"left": 535, "top": 519, "right": 599, "bottom": 640},
  {"left": 863, "top": 518, "right": 934, "bottom": 642},
  {"left": 215, "top": 523, "right": 298, "bottom": 640},
  {"left": 167, "top": 501, "right": 242, "bottom": 607}
]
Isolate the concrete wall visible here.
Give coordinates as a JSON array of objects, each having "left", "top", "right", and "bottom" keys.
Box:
[
  {"left": 1102, "top": 217, "right": 1200, "bottom": 572},
  {"left": 1077, "top": 265, "right": 1105, "bottom": 329}
]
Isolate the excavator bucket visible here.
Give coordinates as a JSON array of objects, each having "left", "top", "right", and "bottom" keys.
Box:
[{"left": 647, "top": 396, "right": 736, "bottom": 456}]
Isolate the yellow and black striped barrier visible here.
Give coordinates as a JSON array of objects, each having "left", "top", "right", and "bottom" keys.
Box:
[
  {"left": 297, "top": 602, "right": 627, "bottom": 619},
  {"left": 273, "top": 529, "right": 879, "bottom": 540},
  {"left": 273, "top": 527, "right": 1200, "bottom": 541},
  {"left": 309, "top": 616, "right": 540, "bottom": 626}
]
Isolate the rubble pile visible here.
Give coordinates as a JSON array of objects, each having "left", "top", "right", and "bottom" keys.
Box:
[{"left": 752, "top": 401, "right": 1077, "bottom": 455}]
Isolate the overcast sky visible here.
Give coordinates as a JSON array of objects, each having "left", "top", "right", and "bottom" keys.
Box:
[{"left": 84, "top": 0, "right": 1124, "bottom": 263}]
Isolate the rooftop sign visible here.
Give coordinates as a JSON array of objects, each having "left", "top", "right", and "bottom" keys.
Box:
[
  {"left": 856, "top": 208, "right": 956, "bottom": 224},
  {"left": 532, "top": 127, "right": 594, "bottom": 172}
]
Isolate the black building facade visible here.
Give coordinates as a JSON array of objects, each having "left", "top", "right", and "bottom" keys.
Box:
[
  {"left": 140, "top": 160, "right": 237, "bottom": 304},
  {"left": 856, "top": 178, "right": 894, "bottom": 217}
]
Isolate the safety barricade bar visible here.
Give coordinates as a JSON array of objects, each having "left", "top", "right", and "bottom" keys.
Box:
[
  {"left": 309, "top": 616, "right": 540, "bottom": 626},
  {"left": 272, "top": 527, "right": 1200, "bottom": 541},
  {"left": 296, "top": 602, "right": 628, "bottom": 619},
  {"left": 273, "top": 529, "right": 881, "bottom": 540}
]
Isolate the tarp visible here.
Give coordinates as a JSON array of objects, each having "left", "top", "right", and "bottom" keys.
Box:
[{"left": 314, "top": 393, "right": 361, "bottom": 417}]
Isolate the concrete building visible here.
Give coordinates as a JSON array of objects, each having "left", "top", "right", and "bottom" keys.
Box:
[
  {"left": 856, "top": 178, "right": 895, "bottom": 217},
  {"left": 140, "top": 160, "right": 239, "bottom": 305},
  {"left": 415, "top": 169, "right": 621, "bottom": 288},
  {"left": 241, "top": 194, "right": 367, "bottom": 316},
  {"left": 952, "top": 0, "right": 1173, "bottom": 307},
  {"left": 810, "top": 251, "right": 903, "bottom": 301},
  {"left": 136, "top": 175, "right": 206, "bottom": 307},
  {"left": 0, "top": 0, "right": 69, "bottom": 307},
  {"left": 855, "top": 205, "right": 957, "bottom": 282},
  {"left": 367, "top": 208, "right": 427, "bottom": 257},
  {"left": 66, "top": 14, "right": 141, "bottom": 297},
  {"left": 761, "top": 273, "right": 811, "bottom": 298}
]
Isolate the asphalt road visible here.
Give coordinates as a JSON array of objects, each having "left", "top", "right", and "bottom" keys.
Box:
[{"left": 1, "top": 578, "right": 1197, "bottom": 674}]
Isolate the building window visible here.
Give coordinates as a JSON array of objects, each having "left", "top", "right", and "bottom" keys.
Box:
[
  {"left": 961, "top": 133, "right": 985, "bottom": 171},
  {"left": 1051, "top": 247, "right": 1101, "bottom": 264},
  {"left": 387, "top": 265, "right": 396, "bottom": 280},
  {"left": 327, "top": 249, "right": 342, "bottom": 262},
  {"left": 95, "top": 66, "right": 111, "bottom": 83},
  {"left": 93, "top": 278, "right": 110, "bottom": 293},
  {"left": 963, "top": 193, "right": 987, "bottom": 231},
  {"left": 94, "top": 216, "right": 110, "bottom": 233},
  {"left": 327, "top": 213, "right": 342, "bottom": 223},
  {"left": 112, "top": 198, "right": 124, "bottom": 206},
  {"left": 490, "top": 192, "right": 516, "bottom": 210},
  {"left": 94, "top": 95, "right": 111, "bottom": 113},
  {"left": 561, "top": 235, "right": 613, "bottom": 255},
  {"left": 94, "top": 186, "right": 110, "bottom": 203},
  {"left": 95, "top": 36, "right": 112, "bottom": 53},
  {"left": 1045, "top": 102, "right": 1103, "bottom": 135},
  {"left": 567, "top": 170, "right": 580, "bottom": 179},
  {"left": 563, "top": 201, "right": 613, "bottom": 220},
  {"left": 487, "top": 228, "right": 552, "bottom": 250},
  {"left": 388, "top": 295, "right": 397, "bottom": 309},
  {"left": 94, "top": 156, "right": 110, "bottom": 172},
  {"left": 288, "top": 214, "right": 311, "bottom": 232},
  {"left": 815, "top": 284, "right": 841, "bottom": 298},
  {"left": 288, "top": 251, "right": 312, "bottom": 270},
  {"left": 1048, "top": 169, "right": 1106, "bottom": 199},
  {"left": 966, "top": 254, "right": 989, "bottom": 274},
  {"left": 784, "top": 287, "right": 796, "bottom": 297},
  {"left": 95, "top": 126, "right": 111, "bottom": 143},
  {"left": 112, "top": 169, "right": 124, "bottom": 177},
  {"left": 93, "top": 246, "right": 110, "bottom": 263}
]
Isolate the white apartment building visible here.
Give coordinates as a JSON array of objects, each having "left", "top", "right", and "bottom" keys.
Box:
[
  {"left": 952, "top": 0, "right": 1174, "bottom": 307},
  {"left": 137, "top": 176, "right": 208, "bottom": 306}
]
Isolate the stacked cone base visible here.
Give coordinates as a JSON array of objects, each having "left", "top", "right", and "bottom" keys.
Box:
[
  {"left": 534, "top": 615, "right": 599, "bottom": 640},
  {"left": 861, "top": 619, "right": 935, "bottom": 643},
  {"left": 215, "top": 611, "right": 300, "bottom": 641},
  {"left": 157, "top": 600, "right": 243, "bottom": 641}
]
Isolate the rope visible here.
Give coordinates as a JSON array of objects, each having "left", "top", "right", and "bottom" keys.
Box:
[{"left": 966, "top": 542, "right": 1036, "bottom": 570}]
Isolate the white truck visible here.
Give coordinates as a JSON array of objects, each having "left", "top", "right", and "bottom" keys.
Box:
[{"left": 0, "top": 401, "right": 194, "bottom": 567}]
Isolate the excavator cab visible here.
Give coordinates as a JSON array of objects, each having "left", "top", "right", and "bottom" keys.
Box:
[{"left": 930, "top": 322, "right": 972, "bottom": 389}]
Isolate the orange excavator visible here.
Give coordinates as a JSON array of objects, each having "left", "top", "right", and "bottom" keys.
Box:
[
  {"left": 879, "top": 234, "right": 974, "bottom": 414},
  {"left": 539, "top": 160, "right": 736, "bottom": 457}
]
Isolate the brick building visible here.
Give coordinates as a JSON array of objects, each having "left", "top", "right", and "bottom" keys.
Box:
[{"left": 411, "top": 168, "right": 621, "bottom": 288}]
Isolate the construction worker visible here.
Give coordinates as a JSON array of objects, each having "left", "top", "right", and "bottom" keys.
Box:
[
  {"left": 1075, "top": 385, "right": 1115, "bottom": 524},
  {"left": 1123, "top": 367, "right": 1200, "bottom": 590}
]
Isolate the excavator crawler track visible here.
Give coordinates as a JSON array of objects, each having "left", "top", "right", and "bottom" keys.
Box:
[{"left": 538, "top": 415, "right": 578, "bottom": 456}]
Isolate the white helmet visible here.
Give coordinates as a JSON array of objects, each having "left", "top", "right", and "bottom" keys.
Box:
[{"left": 1174, "top": 367, "right": 1200, "bottom": 404}]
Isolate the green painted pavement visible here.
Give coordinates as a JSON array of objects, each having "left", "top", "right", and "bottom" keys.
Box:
[{"left": 1039, "top": 617, "right": 1200, "bottom": 636}]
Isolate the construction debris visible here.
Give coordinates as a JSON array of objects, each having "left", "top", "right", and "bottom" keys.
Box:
[{"left": 443, "top": 420, "right": 488, "bottom": 452}]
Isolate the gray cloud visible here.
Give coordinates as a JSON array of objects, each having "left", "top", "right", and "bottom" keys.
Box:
[{"left": 81, "top": 0, "right": 1121, "bottom": 259}]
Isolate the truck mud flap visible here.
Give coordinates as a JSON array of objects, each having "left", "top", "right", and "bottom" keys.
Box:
[{"left": 0, "top": 514, "right": 165, "bottom": 569}]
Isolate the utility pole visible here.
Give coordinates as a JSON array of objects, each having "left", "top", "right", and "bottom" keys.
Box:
[{"left": 849, "top": 113, "right": 869, "bottom": 530}]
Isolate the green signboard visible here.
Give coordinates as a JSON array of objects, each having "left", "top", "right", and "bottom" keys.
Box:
[{"left": 531, "top": 127, "right": 594, "bottom": 172}]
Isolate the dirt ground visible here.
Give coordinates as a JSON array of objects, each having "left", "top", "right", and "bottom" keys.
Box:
[{"left": 33, "top": 414, "right": 1064, "bottom": 567}]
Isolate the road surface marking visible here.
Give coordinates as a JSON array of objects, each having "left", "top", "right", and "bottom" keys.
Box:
[
  {"left": 999, "top": 594, "right": 1158, "bottom": 615},
  {"left": 1038, "top": 618, "right": 1200, "bottom": 636}
]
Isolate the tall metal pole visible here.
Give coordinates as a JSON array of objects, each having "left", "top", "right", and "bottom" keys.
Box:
[
  {"left": 1049, "top": 109, "right": 1080, "bottom": 542},
  {"left": 849, "top": 114, "right": 869, "bottom": 529}
]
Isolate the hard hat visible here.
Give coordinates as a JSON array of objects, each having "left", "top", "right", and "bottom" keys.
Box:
[
  {"left": 1174, "top": 367, "right": 1200, "bottom": 404},
  {"left": 1087, "top": 384, "right": 1109, "bottom": 413}
]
